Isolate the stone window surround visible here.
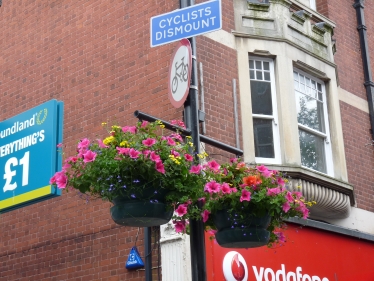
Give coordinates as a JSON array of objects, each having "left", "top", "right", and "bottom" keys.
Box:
[{"left": 237, "top": 38, "right": 354, "bottom": 217}]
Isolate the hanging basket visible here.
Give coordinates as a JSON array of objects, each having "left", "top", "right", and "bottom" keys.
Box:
[
  {"left": 212, "top": 209, "right": 271, "bottom": 248},
  {"left": 110, "top": 187, "right": 173, "bottom": 227}
]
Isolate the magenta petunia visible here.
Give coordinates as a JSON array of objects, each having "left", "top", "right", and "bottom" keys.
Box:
[
  {"left": 267, "top": 187, "right": 281, "bottom": 196},
  {"left": 285, "top": 191, "right": 294, "bottom": 202},
  {"left": 171, "top": 149, "right": 180, "bottom": 157},
  {"left": 141, "top": 121, "right": 149, "bottom": 128},
  {"left": 143, "top": 150, "right": 151, "bottom": 158},
  {"left": 97, "top": 139, "right": 109, "bottom": 148},
  {"left": 204, "top": 181, "right": 221, "bottom": 194},
  {"left": 142, "top": 138, "right": 157, "bottom": 147},
  {"left": 78, "top": 138, "right": 90, "bottom": 150},
  {"left": 282, "top": 202, "right": 291, "bottom": 213},
  {"left": 173, "top": 220, "right": 187, "bottom": 233},
  {"left": 189, "top": 165, "right": 202, "bottom": 174},
  {"left": 201, "top": 210, "right": 210, "bottom": 223},
  {"left": 83, "top": 150, "right": 97, "bottom": 163},
  {"left": 150, "top": 151, "right": 161, "bottom": 162},
  {"left": 184, "top": 153, "right": 193, "bottom": 162},
  {"left": 116, "top": 147, "right": 130, "bottom": 155},
  {"left": 155, "top": 161, "right": 165, "bottom": 174},
  {"left": 207, "top": 160, "right": 220, "bottom": 172},
  {"left": 55, "top": 171, "right": 68, "bottom": 189},
  {"left": 277, "top": 177, "right": 285, "bottom": 187},
  {"left": 122, "top": 126, "right": 137, "bottom": 134},
  {"left": 175, "top": 204, "right": 188, "bottom": 216},
  {"left": 129, "top": 148, "right": 141, "bottom": 159},
  {"left": 221, "top": 182, "right": 232, "bottom": 194},
  {"left": 274, "top": 231, "right": 286, "bottom": 243},
  {"left": 56, "top": 143, "right": 63, "bottom": 148},
  {"left": 167, "top": 137, "right": 176, "bottom": 146},
  {"left": 240, "top": 189, "right": 251, "bottom": 202}
]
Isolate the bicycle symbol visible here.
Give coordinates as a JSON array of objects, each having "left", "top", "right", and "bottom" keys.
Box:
[{"left": 171, "top": 56, "right": 189, "bottom": 94}]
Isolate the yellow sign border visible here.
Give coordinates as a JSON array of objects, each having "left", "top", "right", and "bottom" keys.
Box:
[{"left": 0, "top": 185, "right": 52, "bottom": 210}]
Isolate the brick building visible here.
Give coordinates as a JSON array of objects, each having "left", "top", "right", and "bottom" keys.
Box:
[{"left": 0, "top": 0, "right": 373, "bottom": 280}]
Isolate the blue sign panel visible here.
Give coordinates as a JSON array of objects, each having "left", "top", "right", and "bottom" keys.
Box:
[
  {"left": 150, "top": 0, "right": 222, "bottom": 47},
  {"left": 0, "top": 100, "right": 63, "bottom": 213}
]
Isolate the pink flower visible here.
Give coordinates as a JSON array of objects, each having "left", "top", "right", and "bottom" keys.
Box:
[
  {"left": 204, "top": 181, "right": 221, "bottom": 194},
  {"left": 141, "top": 121, "right": 149, "bottom": 128},
  {"left": 207, "top": 229, "right": 217, "bottom": 237},
  {"left": 285, "top": 191, "right": 294, "bottom": 202},
  {"left": 171, "top": 149, "right": 180, "bottom": 157},
  {"left": 142, "top": 138, "right": 157, "bottom": 147},
  {"left": 122, "top": 126, "right": 137, "bottom": 134},
  {"left": 292, "top": 191, "right": 303, "bottom": 199},
  {"left": 267, "top": 187, "right": 281, "bottom": 196},
  {"left": 198, "top": 197, "right": 206, "bottom": 205},
  {"left": 56, "top": 143, "right": 63, "bottom": 148},
  {"left": 54, "top": 171, "right": 67, "bottom": 189},
  {"left": 282, "top": 202, "right": 291, "bottom": 213},
  {"left": 167, "top": 137, "right": 176, "bottom": 146},
  {"left": 49, "top": 174, "right": 57, "bottom": 184},
  {"left": 150, "top": 151, "right": 161, "bottom": 162},
  {"left": 170, "top": 133, "right": 183, "bottom": 142},
  {"left": 257, "top": 165, "right": 272, "bottom": 178},
  {"left": 143, "top": 150, "right": 151, "bottom": 158},
  {"left": 201, "top": 210, "right": 210, "bottom": 223},
  {"left": 207, "top": 160, "right": 220, "bottom": 172},
  {"left": 221, "top": 182, "right": 232, "bottom": 194},
  {"left": 129, "top": 148, "right": 141, "bottom": 159},
  {"left": 62, "top": 163, "right": 71, "bottom": 170},
  {"left": 83, "top": 150, "right": 97, "bottom": 163},
  {"left": 65, "top": 156, "right": 78, "bottom": 163},
  {"left": 78, "top": 138, "right": 90, "bottom": 150},
  {"left": 175, "top": 204, "right": 188, "bottom": 216},
  {"left": 173, "top": 220, "right": 187, "bottom": 233},
  {"left": 116, "top": 147, "right": 130, "bottom": 155},
  {"left": 274, "top": 231, "right": 286, "bottom": 243},
  {"left": 231, "top": 187, "right": 238, "bottom": 193},
  {"left": 277, "top": 177, "right": 285, "bottom": 187},
  {"left": 155, "top": 161, "right": 165, "bottom": 174},
  {"left": 184, "top": 153, "right": 193, "bottom": 161},
  {"left": 189, "top": 165, "right": 202, "bottom": 174},
  {"left": 230, "top": 158, "right": 238, "bottom": 163},
  {"left": 171, "top": 120, "right": 186, "bottom": 128},
  {"left": 97, "top": 139, "right": 109, "bottom": 148},
  {"left": 240, "top": 189, "right": 251, "bottom": 202}
]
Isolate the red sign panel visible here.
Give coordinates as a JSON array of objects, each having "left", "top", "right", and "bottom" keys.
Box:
[{"left": 206, "top": 224, "right": 374, "bottom": 281}]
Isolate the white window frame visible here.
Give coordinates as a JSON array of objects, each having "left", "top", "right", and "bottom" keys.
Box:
[
  {"left": 249, "top": 56, "right": 281, "bottom": 165},
  {"left": 310, "top": 0, "right": 316, "bottom": 10},
  {"left": 294, "top": 68, "right": 333, "bottom": 176}
]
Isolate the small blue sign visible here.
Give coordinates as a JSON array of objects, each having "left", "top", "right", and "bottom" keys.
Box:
[
  {"left": 0, "top": 100, "right": 64, "bottom": 213},
  {"left": 150, "top": 0, "right": 222, "bottom": 47}
]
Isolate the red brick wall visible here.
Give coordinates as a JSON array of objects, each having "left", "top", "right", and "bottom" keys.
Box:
[
  {"left": 0, "top": 0, "right": 241, "bottom": 280},
  {"left": 316, "top": 0, "right": 374, "bottom": 210}
]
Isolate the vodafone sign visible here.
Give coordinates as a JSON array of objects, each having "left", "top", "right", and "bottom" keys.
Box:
[
  {"left": 168, "top": 39, "right": 192, "bottom": 108},
  {"left": 206, "top": 224, "right": 374, "bottom": 281},
  {"left": 222, "top": 251, "right": 328, "bottom": 281}
]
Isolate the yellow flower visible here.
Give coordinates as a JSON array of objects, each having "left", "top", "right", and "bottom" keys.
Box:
[
  {"left": 188, "top": 142, "right": 193, "bottom": 147},
  {"left": 120, "top": 141, "right": 128, "bottom": 147},
  {"left": 169, "top": 155, "right": 175, "bottom": 159},
  {"left": 101, "top": 122, "right": 107, "bottom": 126},
  {"left": 103, "top": 136, "right": 115, "bottom": 145},
  {"left": 155, "top": 120, "right": 163, "bottom": 125},
  {"left": 111, "top": 125, "right": 121, "bottom": 130},
  {"left": 160, "top": 125, "right": 165, "bottom": 129},
  {"left": 204, "top": 152, "right": 208, "bottom": 157},
  {"left": 186, "top": 136, "right": 192, "bottom": 139}
]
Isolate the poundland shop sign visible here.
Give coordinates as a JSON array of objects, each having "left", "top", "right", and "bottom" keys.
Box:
[
  {"left": 150, "top": 0, "right": 222, "bottom": 47},
  {"left": 0, "top": 100, "right": 63, "bottom": 212}
]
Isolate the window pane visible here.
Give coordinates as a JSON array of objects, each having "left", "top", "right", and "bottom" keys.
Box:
[
  {"left": 296, "top": 91, "right": 325, "bottom": 132},
  {"left": 255, "top": 61, "right": 262, "bottom": 70},
  {"left": 249, "top": 60, "right": 254, "bottom": 69},
  {"left": 264, "top": 72, "right": 270, "bottom": 81},
  {"left": 263, "top": 61, "right": 270, "bottom": 70},
  {"left": 250, "top": 70, "right": 255, "bottom": 79},
  {"left": 253, "top": 119, "right": 275, "bottom": 158},
  {"left": 299, "top": 129, "right": 326, "bottom": 173},
  {"left": 256, "top": 71, "right": 263, "bottom": 80},
  {"left": 251, "top": 80, "right": 272, "bottom": 115}
]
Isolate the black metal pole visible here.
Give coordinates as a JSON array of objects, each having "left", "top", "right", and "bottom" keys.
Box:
[
  {"left": 179, "top": 0, "right": 207, "bottom": 279},
  {"left": 145, "top": 227, "right": 152, "bottom": 281}
]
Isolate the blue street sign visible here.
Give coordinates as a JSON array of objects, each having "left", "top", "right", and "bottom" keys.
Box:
[
  {"left": 0, "top": 100, "right": 64, "bottom": 213},
  {"left": 150, "top": 0, "right": 222, "bottom": 47}
]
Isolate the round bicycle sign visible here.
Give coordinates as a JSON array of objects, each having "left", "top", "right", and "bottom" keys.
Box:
[{"left": 168, "top": 39, "right": 192, "bottom": 108}]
